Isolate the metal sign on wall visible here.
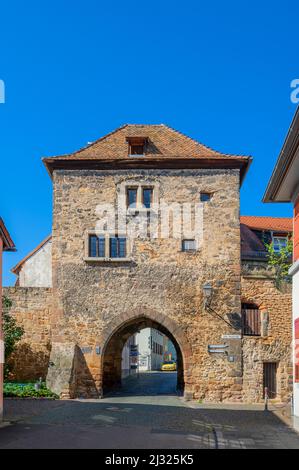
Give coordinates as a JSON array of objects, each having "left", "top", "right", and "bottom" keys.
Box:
[
  {"left": 208, "top": 344, "right": 228, "bottom": 354},
  {"left": 221, "top": 334, "right": 241, "bottom": 340}
]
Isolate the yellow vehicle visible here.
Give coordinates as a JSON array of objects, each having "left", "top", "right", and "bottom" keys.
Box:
[{"left": 161, "top": 361, "right": 177, "bottom": 371}]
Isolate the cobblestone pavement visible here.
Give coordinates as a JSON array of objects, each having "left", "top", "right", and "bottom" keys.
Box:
[{"left": 1, "top": 372, "right": 299, "bottom": 449}]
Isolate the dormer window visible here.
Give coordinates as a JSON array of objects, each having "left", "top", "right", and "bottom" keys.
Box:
[{"left": 127, "top": 137, "right": 147, "bottom": 156}]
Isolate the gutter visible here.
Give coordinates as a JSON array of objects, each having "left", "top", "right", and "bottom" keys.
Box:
[{"left": 263, "top": 106, "right": 299, "bottom": 202}]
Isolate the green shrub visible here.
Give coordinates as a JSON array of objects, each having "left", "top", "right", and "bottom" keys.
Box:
[
  {"left": 265, "top": 240, "right": 292, "bottom": 289},
  {"left": 4, "top": 382, "right": 58, "bottom": 399},
  {"left": 2, "top": 296, "right": 24, "bottom": 379}
]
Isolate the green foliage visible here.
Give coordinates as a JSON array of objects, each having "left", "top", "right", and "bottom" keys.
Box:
[
  {"left": 4, "top": 382, "right": 58, "bottom": 399},
  {"left": 2, "top": 295, "right": 24, "bottom": 379},
  {"left": 265, "top": 240, "right": 292, "bottom": 288}
]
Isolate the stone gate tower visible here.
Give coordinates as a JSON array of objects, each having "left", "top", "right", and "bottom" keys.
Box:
[{"left": 42, "top": 124, "right": 250, "bottom": 400}]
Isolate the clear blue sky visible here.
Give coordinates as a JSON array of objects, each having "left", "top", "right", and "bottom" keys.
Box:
[{"left": 1, "top": 0, "right": 298, "bottom": 285}]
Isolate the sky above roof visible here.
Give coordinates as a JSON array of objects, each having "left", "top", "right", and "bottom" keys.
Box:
[{"left": 0, "top": 0, "right": 298, "bottom": 285}]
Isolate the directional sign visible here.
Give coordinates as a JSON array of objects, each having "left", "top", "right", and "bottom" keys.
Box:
[
  {"left": 208, "top": 344, "right": 228, "bottom": 354},
  {"left": 130, "top": 351, "right": 139, "bottom": 357},
  {"left": 221, "top": 334, "right": 241, "bottom": 340},
  {"left": 130, "top": 344, "right": 139, "bottom": 356}
]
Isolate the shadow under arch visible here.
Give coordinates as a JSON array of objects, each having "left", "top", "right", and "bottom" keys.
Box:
[{"left": 100, "top": 311, "right": 191, "bottom": 396}]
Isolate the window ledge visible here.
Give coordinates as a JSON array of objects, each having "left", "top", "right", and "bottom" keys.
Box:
[
  {"left": 84, "top": 257, "right": 132, "bottom": 263},
  {"left": 127, "top": 207, "right": 153, "bottom": 213},
  {"left": 242, "top": 335, "right": 262, "bottom": 338}
]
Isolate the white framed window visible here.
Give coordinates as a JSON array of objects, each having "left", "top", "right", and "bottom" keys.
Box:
[
  {"left": 85, "top": 231, "right": 131, "bottom": 262},
  {"left": 272, "top": 236, "right": 288, "bottom": 253},
  {"left": 124, "top": 183, "right": 158, "bottom": 211}
]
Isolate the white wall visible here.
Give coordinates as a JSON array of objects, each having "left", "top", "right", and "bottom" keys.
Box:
[
  {"left": 136, "top": 328, "right": 164, "bottom": 371},
  {"left": 151, "top": 328, "right": 164, "bottom": 370},
  {"left": 121, "top": 335, "right": 136, "bottom": 378},
  {"left": 136, "top": 328, "right": 151, "bottom": 371},
  {"left": 18, "top": 240, "right": 52, "bottom": 287}
]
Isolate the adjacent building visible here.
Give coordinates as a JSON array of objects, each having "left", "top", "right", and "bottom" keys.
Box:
[
  {"left": 12, "top": 235, "right": 52, "bottom": 287},
  {"left": 263, "top": 106, "right": 299, "bottom": 416},
  {"left": 136, "top": 328, "right": 164, "bottom": 371},
  {"left": 0, "top": 218, "right": 15, "bottom": 420},
  {"left": 2, "top": 124, "right": 293, "bottom": 403},
  {"left": 163, "top": 337, "right": 177, "bottom": 362},
  {"left": 121, "top": 335, "right": 137, "bottom": 378}
]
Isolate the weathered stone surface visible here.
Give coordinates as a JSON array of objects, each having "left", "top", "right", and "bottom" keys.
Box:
[
  {"left": 50, "top": 168, "right": 242, "bottom": 400},
  {"left": 2, "top": 287, "right": 52, "bottom": 381},
  {"left": 241, "top": 271, "right": 292, "bottom": 403},
  {"left": 46, "top": 342, "right": 76, "bottom": 398}
]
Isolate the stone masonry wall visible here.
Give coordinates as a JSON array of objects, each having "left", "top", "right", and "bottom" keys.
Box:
[
  {"left": 49, "top": 168, "right": 243, "bottom": 400},
  {"left": 241, "top": 271, "right": 292, "bottom": 403},
  {"left": 3, "top": 287, "right": 52, "bottom": 381}
]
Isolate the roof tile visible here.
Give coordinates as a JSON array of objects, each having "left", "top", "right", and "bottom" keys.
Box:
[
  {"left": 44, "top": 124, "right": 249, "bottom": 161},
  {"left": 240, "top": 215, "right": 292, "bottom": 232}
]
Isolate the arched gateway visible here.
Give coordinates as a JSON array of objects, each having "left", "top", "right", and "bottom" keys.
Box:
[{"left": 100, "top": 309, "right": 192, "bottom": 396}]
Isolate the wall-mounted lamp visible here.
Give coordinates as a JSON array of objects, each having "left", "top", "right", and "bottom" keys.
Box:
[{"left": 203, "top": 282, "right": 214, "bottom": 309}]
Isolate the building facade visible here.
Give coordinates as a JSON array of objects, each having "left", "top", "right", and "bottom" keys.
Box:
[
  {"left": 3, "top": 124, "right": 293, "bottom": 403},
  {"left": 0, "top": 218, "right": 15, "bottom": 420},
  {"left": 136, "top": 328, "right": 164, "bottom": 371},
  {"left": 263, "top": 106, "right": 299, "bottom": 416},
  {"left": 121, "top": 335, "right": 137, "bottom": 378}
]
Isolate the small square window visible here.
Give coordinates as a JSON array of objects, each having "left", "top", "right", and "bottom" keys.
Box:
[
  {"left": 200, "top": 192, "right": 211, "bottom": 202},
  {"left": 130, "top": 143, "right": 145, "bottom": 155},
  {"left": 127, "top": 137, "right": 147, "bottom": 156},
  {"left": 182, "top": 239, "right": 196, "bottom": 252}
]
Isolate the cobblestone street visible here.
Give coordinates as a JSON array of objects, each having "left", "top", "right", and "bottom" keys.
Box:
[{"left": 1, "top": 372, "right": 299, "bottom": 449}]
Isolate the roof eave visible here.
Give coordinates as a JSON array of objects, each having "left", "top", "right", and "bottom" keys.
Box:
[
  {"left": 42, "top": 156, "right": 251, "bottom": 185},
  {"left": 263, "top": 106, "right": 299, "bottom": 202},
  {"left": 0, "top": 218, "right": 16, "bottom": 251}
]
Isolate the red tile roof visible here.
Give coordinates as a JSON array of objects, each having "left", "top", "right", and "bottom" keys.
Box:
[
  {"left": 240, "top": 215, "right": 293, "bottom": 232},
  {"left": 43, "top": 124, "right": 250, "bottom": 161}
]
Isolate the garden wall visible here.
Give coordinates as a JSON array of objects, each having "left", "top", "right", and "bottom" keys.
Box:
[{"left": 3, "top": 287, "right": 52, "bottom": 381}]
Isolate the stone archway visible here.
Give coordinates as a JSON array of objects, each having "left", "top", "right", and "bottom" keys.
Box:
[{"left": 100, "top": 308, "right": 192, "bottom": 398}]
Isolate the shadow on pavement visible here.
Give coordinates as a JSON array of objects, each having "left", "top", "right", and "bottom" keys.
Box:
[{"left": 2, "top": 395, "right": 299, "bottom": 449}]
